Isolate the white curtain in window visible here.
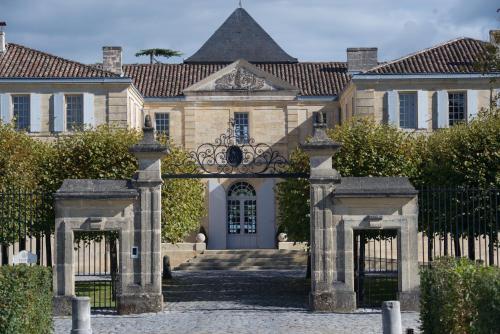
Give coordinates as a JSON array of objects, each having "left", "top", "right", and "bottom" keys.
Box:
[
  {"left": 30, "top": 93, "right": 41, "bottom": 132},
  {"left": 437, "top": 90, "right": 449, "bottom": 128}
]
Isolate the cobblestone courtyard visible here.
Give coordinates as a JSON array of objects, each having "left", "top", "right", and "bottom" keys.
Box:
[{"left": 54, "top": 270, "right": 420, "bottom": 334}]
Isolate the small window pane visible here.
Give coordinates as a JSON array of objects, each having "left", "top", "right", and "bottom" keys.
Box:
[
  {"left": 66, "top": 95, "right": 83, "bottom": 131},
  {"left": 399, "top": 93, "right": 417, "bottom": 129},
  {"left": 12, "top": 95, "right": 30, "bottom": 131},
  {"left": 155, "top": 113, "right": 169, "bottom": 137},
  {"left": 234, "top": 112, "right": 249, "bottom": 144},
  {"left": 448, "top": 92, "right": 466, "bottom": 126}
]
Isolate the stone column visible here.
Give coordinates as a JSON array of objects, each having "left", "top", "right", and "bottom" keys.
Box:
[
  {"left": 301, "top": 112, "right": 343, "bottom": 311},
  {"left": 121, "top": 115, "right": 169, "bottom": 314}
]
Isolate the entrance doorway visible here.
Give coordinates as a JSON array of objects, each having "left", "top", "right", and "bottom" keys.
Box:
[
  {"left": 227, "top": 182, "right": 257, "bottom": 249},
  {"left": 354, "top": 229, "right": 398, "bottom": 308}
]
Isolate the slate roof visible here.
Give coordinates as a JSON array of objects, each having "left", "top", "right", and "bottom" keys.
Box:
[
  {"left": 123, "top": 62, "right": 350, "bottom": 97},
  {"left": 185, "top": 8, "right": 297, "bottom": 64},
  {"left": 0, "top": 43, "right": 117, "bottom": 78},
  {"left": 366, "top": 38, "right": 490, "bottom": 74}
]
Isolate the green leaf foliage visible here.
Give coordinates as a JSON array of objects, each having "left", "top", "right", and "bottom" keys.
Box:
[
  {"left": 277, "top": 109, "right": 500, "bottom": 242},
  {"left": 416, "top": 108, "right": 500, "bottom": 188},
  {"left": 420, "top": 257, "right": 500, "bottom": 334},
  {"left": 0, "top": 265, "right": 53, "bottom": 334},
  {"left": 0, "top": 125, "right": 205, "bottom": 245}
]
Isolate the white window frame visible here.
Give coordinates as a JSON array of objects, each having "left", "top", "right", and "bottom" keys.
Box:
[
  {"left": 155, "top": 112, "right": 169, "bottom": 137},
  {"left": 398, "top": 91, "right": 418, "bottom": 129},
  {"left": 11, "top": 94, "right": 31, "bottom": 131},
  {"left": 65, "top": 94, "right": 84, "bottom": 131},
  {"left": 448, "top": 91, "right": 467, "bottom": 126}
]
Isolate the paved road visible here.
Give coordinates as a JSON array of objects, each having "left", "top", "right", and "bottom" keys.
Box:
[{"left": 54, "top": 270, "right": 420, "bottom": 334}]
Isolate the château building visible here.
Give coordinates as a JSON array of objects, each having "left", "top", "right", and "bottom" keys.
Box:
[{"left": 0, "top": 7, "right": 498, "bottom": 249}]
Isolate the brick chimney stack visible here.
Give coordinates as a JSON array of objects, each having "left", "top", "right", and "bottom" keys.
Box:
[
  {"left": 102, "top": 46, "right": 123, "bottom": 76},
  {"left": 347, "top": 47, "right": 378, "bottom": 73},
  {"left": 0, "top": 22, "right": 6, "bottom": 54}
]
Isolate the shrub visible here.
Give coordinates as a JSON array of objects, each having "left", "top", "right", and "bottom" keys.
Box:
[
  {"left": 0, "top": 265, "right": 53, "bottom": 334},
  {"left": 420, "top": 257, "right": 500, "bottom": 334},
  {"left": 43, "top": 127, "right": 205, "bottom": 243},
  {"left": 276, "top": 119, "right": 419, "bottom": 242}
]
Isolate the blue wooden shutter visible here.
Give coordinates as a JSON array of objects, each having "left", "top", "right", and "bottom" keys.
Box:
[
  {"left": 83, "top": 93, "right": 95, "bottom": 128},
  {"left": 437, "top": 90, "right": 449, "bottom": 128},
  {"left": 0, "top": 93, "right": 12, "bottom": 125},
  {"left": 30, "top": 93, "right": 42, "bottom": 132},
  {"left": 417, "top": 90, "right": 428, "bottom": 129},
  {"left": 387, "top": 90, "right": 398, "bottom": 126},
  {"left": 467, "top": 90, "right": 478, "bottom": 121},
  {"left": 53, "top": 93, "right": 65, "bottom": 132}
]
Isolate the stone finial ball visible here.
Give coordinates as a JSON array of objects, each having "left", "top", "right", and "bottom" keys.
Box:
[
  {"left": 277, "top": 233, "right": 288, "bottom": 242},
  {"left": 196, "top": 233, "right": 206, "bottom": 243}
]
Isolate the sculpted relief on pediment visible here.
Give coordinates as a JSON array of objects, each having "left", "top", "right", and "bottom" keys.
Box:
[{"left": 214, "top": 67, "right": 276, "bottom": 91}]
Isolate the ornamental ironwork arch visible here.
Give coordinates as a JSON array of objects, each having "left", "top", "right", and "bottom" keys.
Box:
[{"left": 162, "top": 119, "right": 308, "bottom": 179}]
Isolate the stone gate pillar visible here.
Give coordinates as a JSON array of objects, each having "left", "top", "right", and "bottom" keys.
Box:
[
  {"left": 301, "top": 113, "right": 420, "bottom": 312},
  {"left": 124, "top": 115, "right": 169, "bottom": 314},
  {"left": 53, "top": 115, "right": 168, "bottom": 315},
  {"left": 301, "top": 113, "right": 342, "bottom": 311}
]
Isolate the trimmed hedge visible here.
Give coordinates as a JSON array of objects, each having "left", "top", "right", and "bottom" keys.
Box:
[
  {"left": 420, "top": 257, "right": 500, "bottom": 334},
  {"left": 0, "top": 265, "right": 53, "bottom": 334}
]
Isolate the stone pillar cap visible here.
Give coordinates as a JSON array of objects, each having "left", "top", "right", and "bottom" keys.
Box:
[{"left": 129, "top": 115, "right": 169, "bottom": 155}]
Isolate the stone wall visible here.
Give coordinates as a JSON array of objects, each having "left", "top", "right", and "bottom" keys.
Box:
[{"left": 344, "top": 78, "right": 497, "bottom": 130}]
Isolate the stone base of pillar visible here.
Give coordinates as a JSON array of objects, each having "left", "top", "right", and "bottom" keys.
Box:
[
  {"left": 117, "top": 293, "right": 163, "bottom": 314},
  {"left": 53, "top": 295, "right": 74, "bottom": 316},
  {"left": 309, "top": 290, "right": 356, "bottom": 312},
  {"left": 398, "top": 290, "right": 420, "bottom": 311}
]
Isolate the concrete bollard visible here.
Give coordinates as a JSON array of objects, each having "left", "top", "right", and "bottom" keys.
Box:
[
  {"left": 163, "top": 255, "right": 172, "bottom": 280},
  {"left": 382, "top": 301, "right": 402, "bottom": 334},
  {"left": 71, "top": 297, "right": 92, "bottom": 334}
]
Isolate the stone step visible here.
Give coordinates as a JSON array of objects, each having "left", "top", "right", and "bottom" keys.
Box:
[
  {"left": 174, "top": 249, "right": 308, "bottom": 271},
  {"left": 191, "top": 254, "right": 307, "bottom": 260},
  {"left": 175, "top": 265, "right": 307, "bottom": 271},
  {"left": 184, "top": 257, "right": 306, "bottom": 264},
  {"left": 202, "top": 249, "right": 305, "bottom": 255}
]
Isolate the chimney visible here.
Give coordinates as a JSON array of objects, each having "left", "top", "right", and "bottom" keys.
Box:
[
  {"left": 347, "top": 47, "right": 378, "bottom": 73},
  {"left": 0, "top": 22, "right": 6, "bottom": 54},
  {"left": 102, "top": 46, "right": 123, "bottom": 76}
]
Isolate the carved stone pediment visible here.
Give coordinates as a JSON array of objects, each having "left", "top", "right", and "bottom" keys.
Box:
[
  {"left": 183, "top": 59, "right": 299, "bottom": 96},
  {"left": 214, "top": 67, "right": 273, "bottom": 91}
]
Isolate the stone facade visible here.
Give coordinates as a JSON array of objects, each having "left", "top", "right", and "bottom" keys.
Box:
[{"left": 340, "top": 77, "right": 496, "bottom": 130}]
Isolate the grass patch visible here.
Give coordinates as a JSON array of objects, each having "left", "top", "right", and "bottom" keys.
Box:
[{"left": 75, "top": 280, "right": 116, "bottom": 309}]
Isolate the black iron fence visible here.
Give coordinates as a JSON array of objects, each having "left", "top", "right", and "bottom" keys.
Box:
[
  {"left": 1, "top": 187, "right": 498, "bottom": 310},
  {"left": 419, "top": 187, "right": 499, "bottom": 267},
  {"left": 0, "top": 191, "right": 54, "bottom": 266},
  {"left": 74, "top": 232, "right": 119, "bottom": 311}
]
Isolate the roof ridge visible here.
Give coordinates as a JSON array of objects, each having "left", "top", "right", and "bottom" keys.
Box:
[
  {"left": 7, "top": 43, "right": 119, "bottom": 77},
  {"left": 366, "top": 37, "right": 485, "bottom": 73}
]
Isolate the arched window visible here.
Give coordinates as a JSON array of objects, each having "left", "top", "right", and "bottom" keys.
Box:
[{"left": 227, "top": 182, "right": 257, "bottom": 235}]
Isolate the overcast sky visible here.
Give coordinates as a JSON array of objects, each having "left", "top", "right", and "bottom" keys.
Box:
[{"left": 1, "top": 0, "right": 498, "bottom": 64}]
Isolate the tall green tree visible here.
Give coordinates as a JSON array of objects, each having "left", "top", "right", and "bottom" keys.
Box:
[{"left": 135, "top": 48, "right": 183, "bottom": 64}]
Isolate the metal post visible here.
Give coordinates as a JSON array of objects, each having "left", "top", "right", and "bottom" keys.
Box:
[
  {"left": 382, "top": 301, "right": 401, "bottom": 334},
  {"left": 71, "top": 297, "right": 92, "bottom": 334}
]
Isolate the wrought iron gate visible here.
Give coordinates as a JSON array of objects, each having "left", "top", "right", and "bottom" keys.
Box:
[
  {"left": 354, "top": 229, "right": 398, "bottom": 308},
  {"left": 161, "top": 118, "right": 307, "bottom": 180},
  {"left": 74, "top": 232, "right": 118, "bottom": 311}
]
